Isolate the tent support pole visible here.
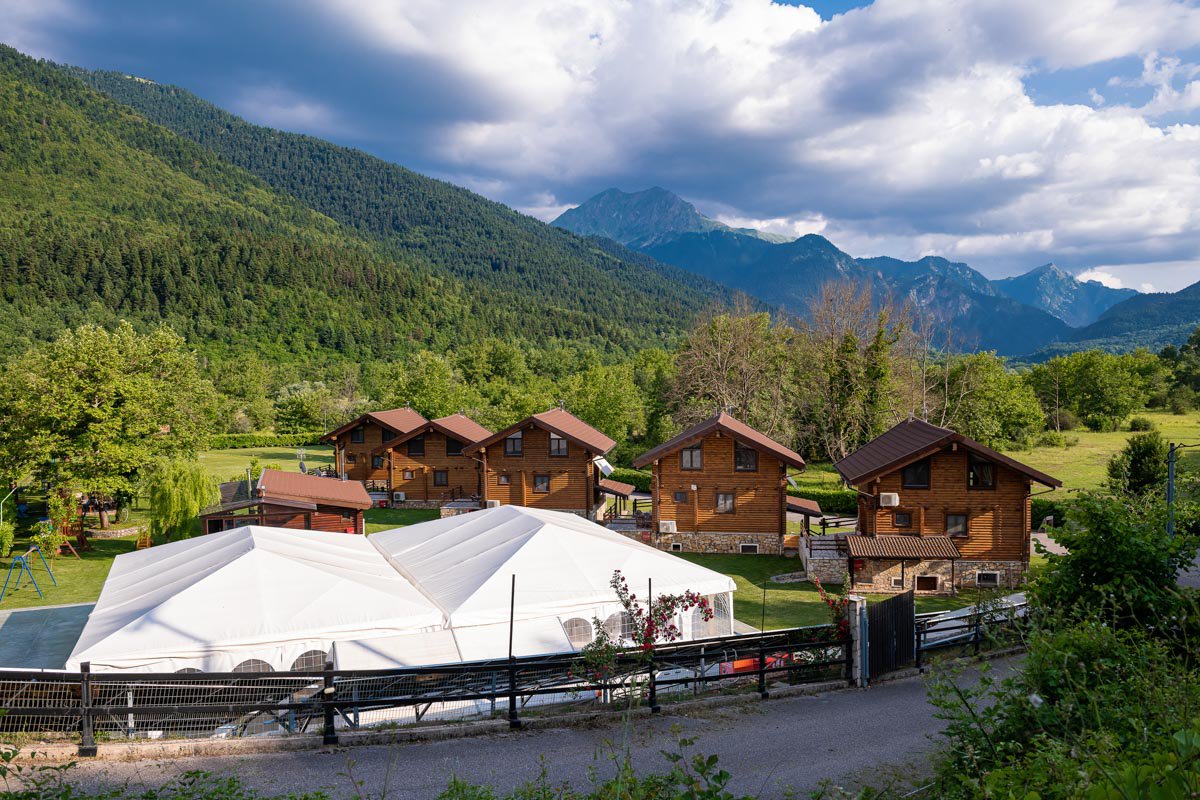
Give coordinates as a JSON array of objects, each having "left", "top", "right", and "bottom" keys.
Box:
[
  {"left": 507, "top": 574, "right": 522, "bottom": 729},
  {"left": 322, "top": 659, "right": 338, "bottom": 745}
]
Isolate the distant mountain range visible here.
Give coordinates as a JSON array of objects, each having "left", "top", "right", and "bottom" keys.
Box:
[{"left": 554, "top": 187, "right": 1194, "bottom": 357}]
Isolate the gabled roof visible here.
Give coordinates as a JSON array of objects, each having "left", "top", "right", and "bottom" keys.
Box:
[
  {"left": 833, "top": 418, "right": 1061, "bottom": 488},
  {"left": 464, "top": 408, "right": 615, "bottom": 456},
  {"left": 845, "top": 534, "right": 961, "bottom": 561},
  {"left": 319, "top": 407, "right": 428, "bottom": 442},
  {"left": 373, "top": 413, "right": 494, "bottom": 453},
  {"left": 786, "top": 496, "right": 823, "bottom": 517},
  {"left": 632, "top": 412, "right": 805, "bottom": 470},
  {"left": 598, "top": 478, "right": 636, "bottom": 497},
  {"left": 257, "top": 469, "right": 373, "bottom": 510}
]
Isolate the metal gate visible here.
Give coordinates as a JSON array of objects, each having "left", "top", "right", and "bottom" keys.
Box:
[{"left": 867, "top": 591, "right": 915, "bottom": 679}]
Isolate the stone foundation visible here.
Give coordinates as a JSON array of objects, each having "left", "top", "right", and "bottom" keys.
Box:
[
  {"left": 806, "top": 556, "right": 848, "bottom": 586},
  {"left": 647, "top": 530, "right": 786, "bottom": 556},
  {"left": 390, "top": 500, "right": 443, "bottom": 510},
  {"left": 439, "top": 505, "right": 481, "bottom": 518},
  {"left": 850, "top": 558, "right": 1027, "bottom": 595}
]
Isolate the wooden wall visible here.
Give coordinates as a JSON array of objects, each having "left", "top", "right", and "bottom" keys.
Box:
[
  {"left": 481, "top": 426, "right": 596, "bottom": 514},
  {"left": 335, "top": 422, "right": 392, "bottom": 483},
  {"left": 856, "top": 448, "right": 1031, "bottom": 562},
  {"left": 651, "top": 433, "right": 787, "bottom": 535},
  {"left": 202, "top": 504, "right": 363, "bottom": 535},
  {"left": 387, "top": 430, "right": 480, "bottom": 501}
]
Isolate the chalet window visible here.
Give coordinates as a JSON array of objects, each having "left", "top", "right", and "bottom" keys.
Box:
[
  {"left": 968, "top": 456, "right": 995, "bottom": 489},
  {"left": 350, "top": 427, "right": 365, "bottom": 444},
  {"left": 946, "top": 513, "right": 968, "bottom": 537},
  {"left": 498, "top": 474, "right": 511, "bottom": 485},
  {"left": 716, "top": 492, "right": 735, "bottom": 514},
  {"left": 372, "top": 455, "right": 384, "bottom": 470},
  {"left": 673, "top": 491, "right": 689, "bottom": 504},
  {"left": 403, "top": 470, "right": 414, "bottom": 480},
  {"left": 915, "top": 575, "right": 939, "bottom": 591},
  {"left": 893, "top": 511, "right": 913, "bottom": 528},
  {"left": 734, "top": 442, "right": 758, "bottom": 472},
  {"left": 346, "top": 453, "right": 357, "bottom": 465},
  {"left": 381, "top": 429, "right": 395, "bottom": 443},
  {"left": 407, "top": 435, "right": 425, "bottom": 457},
  {"left": 505, "top": 432, "right": 523, "bottom": 456},
  {"left": 670, "top": 542, "right": 683, "bottom": 552},
  {"left": 975, "top": 571, "right": 1001, "bottom": 588},
  {"left": 902, "top": 458, "right": 931, "bottom": 489},
  {"left": 341, "top": 510, "right": 353, "bottom": 520},
  {"left": 446, "top": 437, "right": 464, "bottom": 456},
  {"left": 433, "top": 470, "right": 448, "bottom": 487},
  {"left": 533, "top": 474, "right": 550, "bottom": 493},
  {"left": 891, "top": 576, "right": 905, "bottom": 589},
  {"left": 680, "top": 444, "right": 702, "bottom": 471},
  {"left": 739, "top": 543, "right": 759, "bottom": 554},
  {"left": 549, "top": 433, "right": 568, "bottom": 458}
]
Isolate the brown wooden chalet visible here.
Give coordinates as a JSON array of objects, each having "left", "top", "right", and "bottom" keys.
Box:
[
  {"left": 201, "top": 470, "right": 372, "bottom": 535},
  {"left": 374, "top": 413, "right": 493, "bottom": 503},
  {"left": 632, "top": 412, "right": 806, "bottom": 555},
  {"left": 832, "top": 417, "right": 1061, "bottom": 594},
  {"left": 464, "top": 408, "right": 615, "bottom": 518},
  {"left": 321, "top": 408, "right": 428, "bottom": 489}
]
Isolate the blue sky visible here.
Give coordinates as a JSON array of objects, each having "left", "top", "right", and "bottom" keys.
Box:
[{"left": 5, "top": 0, "right": 1200, "bottom": 293}]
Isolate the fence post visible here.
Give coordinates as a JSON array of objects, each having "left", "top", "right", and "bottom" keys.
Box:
[
  {"left": 507, "top": 657, "right": 522, "bottom": 729},
  {"left": 757, "top": 637, "right": 769, "bottom": 699},
  {"left": 322, "top": 659, "right": 338, "bottom": 746},
  {"left": 974, "top": 610, "right": 982, "bottom": 656},
  {"left": 914, "top": 620, "right": 923, "bottom": 671},
  {"left": 847, "top": 595, "right": 868, "bottom": 688},
  {"left": 78, "top": 662, "right": 96, "bottom": 757}
]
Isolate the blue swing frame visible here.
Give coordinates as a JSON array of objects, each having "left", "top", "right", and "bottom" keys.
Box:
[{"left": 0, "top": 545, "right": 57, "bottom": 603}]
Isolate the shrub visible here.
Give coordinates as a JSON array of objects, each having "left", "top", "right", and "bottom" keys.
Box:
[
  {"left": 205, "top": 431, "right": 324, "bottom": 450},
  {"left": 0, "top": 520, "right": 13, "bottom": 559},
  {"left": 1033, "top": 430, "right": 1065, "bottom": 448},
  {"left": 1128, "top": 415, "right": 1155, "bottom": 431},
  {"left": 1170, "top": 386, "right": 1196, "bottom": 414},
  {"left": 1031, "top": 497, "right": 1068, "bottom": 530},
  {"left": 608, "top": 467, "right": 650, "bottom": 493},
  {"left": 786, "top": 486, "right": 858, "bottom": 515},
  {"left": 30, "top": 520, "right": 65, "bottom": 559},
  {"left": 1106, "top": 431, "right": 1169, "bottom": 496},
  {"left": 1056, "top": 407, "right": 1081, "bottom": 431}
]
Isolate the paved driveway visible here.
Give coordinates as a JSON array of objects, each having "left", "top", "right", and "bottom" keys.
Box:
[{"left": 62, "top": 658, "right": 1016, "bottom": 800}]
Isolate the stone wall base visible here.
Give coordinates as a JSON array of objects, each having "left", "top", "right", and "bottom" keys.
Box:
[
  {"left": 643, "top": 530, "right": 786, "bottom": 556},
  {"left": 807, "top": 557, "right": 847, "bottom": 586},
  {"left": 390, "top": 500, "right": 443, "bottom": 510},
  {"left": 850, "top": 558, "right": 1027, "bottom": 595}
]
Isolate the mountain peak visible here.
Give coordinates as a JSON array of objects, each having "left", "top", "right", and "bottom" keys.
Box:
[
  {"left": 993, "top": 263, "right": 1137, "bottom": 327},
  {"left": 552, "top": 186, "right": 719, "bottom": 247}
]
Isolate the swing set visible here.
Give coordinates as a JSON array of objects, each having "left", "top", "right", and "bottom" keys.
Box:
[{"left": 0, "top": 545, "right": 57, "bottom": 603}]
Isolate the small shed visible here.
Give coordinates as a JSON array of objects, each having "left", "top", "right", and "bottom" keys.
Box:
[{"left": 201, "top": 470, "right": 372, "bottom": 535}]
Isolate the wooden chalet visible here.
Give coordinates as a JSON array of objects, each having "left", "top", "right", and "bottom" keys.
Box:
[
  {"left": 831, "top": 418, "right": 1061, "bottom": 594},
  {"left": 464, "top": 408, "right": 616, "bottom": 518},
  {"left": 201, "top": 470, "right": 372, "bottom": 535},
  {"left": 320, "top": 408, "right": 428, "bottom": 490},
  {"left": 632, "top": 412, "right": 806, "bottom": 555},
  {"left": 375, "top": 413, "right": 493, "bottom": 504}
]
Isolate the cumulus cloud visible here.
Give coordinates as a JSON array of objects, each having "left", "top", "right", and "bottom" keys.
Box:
[
  {"left": 1077, "top": 268, "right": 1129, "bottom": 288},
  {"left": 229, "top": 85, "right": 353, "bottom": 139}
]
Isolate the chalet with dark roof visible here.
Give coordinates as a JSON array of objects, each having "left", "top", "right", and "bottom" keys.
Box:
[
  {"left": 831, "top": 418, "right": 1061, "bottom": 594},
  {"left": 201, "top": 470, "right": 372, "bottom": 535},
  {"left": 376, "top": 413, "right": 493, "bottom": 503},
  {"left": 321, "top": 408, "right": 428, "bottom": 488},
  {"left": 632, "top": 412, "right": 806, "bottom": 555},
  {"left": 464, "top": 408, "right": 615, "bottom": 518}
]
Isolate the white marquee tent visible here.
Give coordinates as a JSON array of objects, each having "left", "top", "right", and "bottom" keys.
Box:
[{"left": 66, "top": 506, "right": 736, "bottom": 673}]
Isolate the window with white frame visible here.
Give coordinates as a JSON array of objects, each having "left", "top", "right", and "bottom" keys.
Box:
[
  {"left": 716, "top": 492, "right": 735, "bottom": 514},
  {"left": 533, "top": 474, "right": 550, "bottom": 493},
  {"left": 975, "top": 571, "right": 1001, "bottom": 588},
  {"left": 739, "top": 542, "right": 759, "bottom": 554},
  {"left": 670, "top": 542, "right": 683, "bottom": 551}
]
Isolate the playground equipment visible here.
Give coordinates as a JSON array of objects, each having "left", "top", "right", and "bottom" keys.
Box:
[{"left": 0, "top": 545, "right": 57, "bottom": 603}]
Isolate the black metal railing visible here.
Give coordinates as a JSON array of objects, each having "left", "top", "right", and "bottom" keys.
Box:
[
  {"left": 0, "top": 626, "right": 850, "bottom": 753},
  {"left": 914, "top": 600, "right": 1028, "bottom": 667}
]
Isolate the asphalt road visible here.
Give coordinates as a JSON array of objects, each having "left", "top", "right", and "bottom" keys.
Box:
[{"left": 60, "top": 658, "right": 1016, "bottom": 800}]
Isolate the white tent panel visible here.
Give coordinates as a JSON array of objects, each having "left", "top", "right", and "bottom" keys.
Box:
[
  {"left": 332, "top": 630, "right": 462, "bottom": 670},
  {"left": 67, "top": 526, "right": 443, "bottom": 672},
  {"left": 370, "top": 505, "right": 735, "bottom": 628}
]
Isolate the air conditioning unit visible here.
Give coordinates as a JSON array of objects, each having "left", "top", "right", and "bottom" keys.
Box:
[
  {"left": 879, "top": 492, "right": 900, "bottom": 508},
  {"left": 485, "top": 499, "right": 501, "bottom": 509},
  {"left": 392, "top": 492, "right": 406, "bottom": 503},
  {"left": 659, "top": 520, "right": 678, "bottom": 534}
]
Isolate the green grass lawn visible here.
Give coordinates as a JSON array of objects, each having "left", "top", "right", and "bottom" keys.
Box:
[
  {"left": 675, "top": 553, "right": 978, "bottom": 630},
  {"left": 363, "top": 507, "right": 440, "bottom": 534},
  {"left": 0, "top": 536, "right": 138, "bottom": 610},
  {"left": 198, "top": 445, "right": 334, "bottom": 482}
]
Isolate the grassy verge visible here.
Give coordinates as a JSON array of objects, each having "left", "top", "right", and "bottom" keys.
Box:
[
  {"left": 198, "top": 445, "right": 334, "bottom": 482},
  {"left": 364, "top": 507, "right": 440, "bottom": 534},
  {"left": 675, "top": 553, "right": 979, "bottom": 630},
  {"left": 0, "top": 536, "right": 137, "bottom": 610}
]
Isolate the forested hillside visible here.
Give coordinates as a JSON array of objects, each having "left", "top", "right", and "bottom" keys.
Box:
[{"left": 67, "top": 65, "right": 737, "bottom": 353}]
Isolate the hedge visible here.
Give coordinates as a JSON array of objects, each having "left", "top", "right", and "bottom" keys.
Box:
[
  {"left": 786, "top": 486, "right": 858, "bottom": 516},
  {"left": 1032, "top": 496, "right": 1072, "bottom": 530},
  {"left": 206, "top": 432, "right": 325, "bottom": 450},
  {"left": 608, "top": 467, "right": 651, "bottom": 493}
]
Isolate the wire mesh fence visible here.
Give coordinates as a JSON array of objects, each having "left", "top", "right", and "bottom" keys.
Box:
[{"left": 0, "top": 625, "right": 850, "bottom": 751}]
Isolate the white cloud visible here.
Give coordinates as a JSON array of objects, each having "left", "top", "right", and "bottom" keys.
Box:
[
  {"left": 229, "top": 85, "right": 352, "bottom": 139},
  {"left": 0, "top": 0, "right": 88, "bottom": 60},
  {"left": 1076, "top": 268, "right": 1128, "bottom": 288}
]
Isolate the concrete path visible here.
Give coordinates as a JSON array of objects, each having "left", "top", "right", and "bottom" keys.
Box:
[
  {"left": 0, "top": 603, "right": 92, "bottom": 669},
  {"left": 1030, "top": 532, "right": 1067, "bottom": 556},
  {"left": 60, "top": 658, "right": 1016, "bottom": 800}
]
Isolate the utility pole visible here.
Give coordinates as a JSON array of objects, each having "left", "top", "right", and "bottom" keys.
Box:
[{"left": 1167, "top": 442, "right": 1177, "bottom": 539}]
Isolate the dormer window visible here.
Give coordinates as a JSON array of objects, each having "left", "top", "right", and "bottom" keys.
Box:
[
  {"left": 968, "top": 455, "right": 995, "bottom": 489},
  {"left": 734, "top": 441, "right": 758, "bottom": 472},
  {"left": 505, "top": 431, "right": 523, "bottom": 456},
  {"left": 381, "top": 429, "right": 395, "bottom": 443},
  {"left": 407, "top": 435, "right": 425, "bottom": 457},
  {"left": 680, "top": 444, "right": 702, "bottom": 471},
  {"left": 901, "top": 458, "right": 931, "bottom": 489},
  {"left": 446, "top": 437, "right": 464, "bottom": 456},
  {"left": 350, "top": 427, "right": 365, "bottom": 444},
  {"left": 549, "top": 433, "right": 568, "bottom": 457}
]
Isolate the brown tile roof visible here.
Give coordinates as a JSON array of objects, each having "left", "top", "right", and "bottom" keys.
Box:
[
  {"left": 464, "top": 408, "right": 615, "bottom": 455},
  {"left": 833, "top": 418, "right": 1061, "bottom": 488},
  {"left": 845, "top": 535, "right": 961, "bottom": 561},
  {"left": 320, "top": 407, "right": 428, "bottom": 442},
  {"left": 258, "top": 470, "right": 373, "bottom": 510},
  {"left": 632, "top": 412, "right": 805, "bottom": 470},
  {"left": 598, "top": 478, "right": 636, "bottom": 497},
  {"left": 374, "top": 413, "right": 494, "bottom": 453},
  {"left": 786, "top": 496, "right": 823, "bottom": 517}
]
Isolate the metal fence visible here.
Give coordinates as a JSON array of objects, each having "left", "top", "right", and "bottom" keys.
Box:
[
  {"left": 914, "top": 599, "right": 1028, "bottom": 668},
  {"left": 0, "top": 626, "right": 850, "bottom": 754}
]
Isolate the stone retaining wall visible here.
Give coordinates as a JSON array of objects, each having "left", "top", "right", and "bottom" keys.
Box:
[
  {"left": 84, "top": 526, "right": 143, "bottom": 540},
  {"left": 849, "top": 558, "right": 1027, "bottom": 595},
  {"left": 651, "top": 530, "right": 786, "bottom": 556}
]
